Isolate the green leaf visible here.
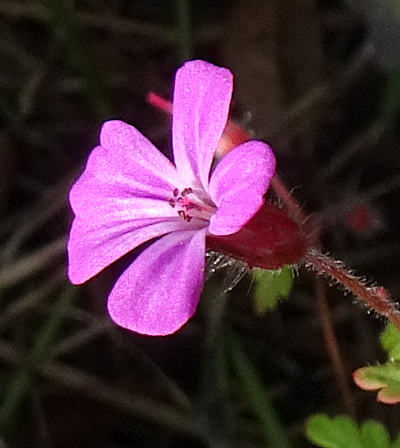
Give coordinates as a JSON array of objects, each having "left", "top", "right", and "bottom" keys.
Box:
[
  {"left": 306, "top": 414, "right": 363, "bottom": 448},
  {"left": 306, "top": 414, "right": 395, "bottom": 448},
  {"left": 353, "top": 324, "right": 400, "bottom": 404},
  {"left": 381, "top": 324, "right": 400, "bottom": 361},
  {"left": 252, "top": 266, "right": 293, "bottom": 314},
  {"left": 360, "top": 421, "right": 391, "bottom": 448},
  {"left": 392, "top": 432, "right": 400, "bottom": 448},
  {"left": 353, "top": 364, "right": 400, "bottom": 404},
  {"left": 306, "top": 414, "right": 338, "bottom": 448}
]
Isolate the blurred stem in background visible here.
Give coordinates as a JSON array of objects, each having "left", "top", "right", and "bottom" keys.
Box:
[
  {"left": 381, "top": 62, "right": 400, "bottom": 126},
  {"left": 0, "top": 286, "right": 75, "bottom": 439},
  {"left": 200, "top": 275, "right": 293, "bottom": 448},
  {"left": 0, "top": 96, "right": 20, "bottom": 135},
  {"left": 175, "top": 0, "right": 193, "bottom": 62},
  {"left": 44, "top": 0, "right": 111, "bottom": 120},
  {"left": 228, "top": 328, "right": 294, "bottom": 448},
  {"left": 200, "top": 288, "right": 235, "bottom": 447}
]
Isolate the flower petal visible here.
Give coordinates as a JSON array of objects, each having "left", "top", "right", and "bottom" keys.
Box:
[
  {"left": 208, "top": 141, "right": 276, "bottom": 235},
  {"left": 172, "top": 60, "right": 233, "bottom": 190},
  {"left": 100, "top": 120, "right": 180, "bottom": 195},
  {"left": 68, "top": 217, "right": 207, "bottom": 284},
  {"left": 71, "top": 121, "right": 183, "bottom": 219},
  {"left": 68, "top": 119, "right": 209, "bottom": 285},
  {"left": 71, "top": 169, "right": 179, "bottom": 221},
  {"left": 107, "top": 228, "right": 207, "bottom": 335},
  {"left": 99, "top": 120, "right": 178, "bottom": 199}
]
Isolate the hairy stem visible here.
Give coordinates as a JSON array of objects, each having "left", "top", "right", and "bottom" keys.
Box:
[
  {"left": 304, "top": 248, "right": 400, "bottom": 330},
  {"left": 271, "top": 175, "right": 307, "bottom": 224}
]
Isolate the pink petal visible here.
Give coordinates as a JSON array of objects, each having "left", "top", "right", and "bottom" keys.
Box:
[
  {"left": 208, "top": 141, "right": 276, "bottom": 235},
  {"left": 68, "top": 217, "right": 207, "bottom": 284},
  {"left": 71, "top": 121, "right": 184, "bottom": 219},
  {"left": 99, "top": 120, "right": 178, "bottom": 198},
  {"left": 100, "top": 120, "right": 180, "bottom": 194},
  {"left": 71, "top": 176, "right": 178, "bottom": 221},
  {"left": 68, "top": 120, "right": 198, "bottom": 284},
  {"left": 107, "top": 228, "right": 207, "bottom": 335},
  {"left": 172, "top": 60, "right": 233, "bottom": 191}
]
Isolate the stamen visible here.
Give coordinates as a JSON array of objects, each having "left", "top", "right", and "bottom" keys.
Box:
[
  {"left": 168, "top": 186, "right": 216, "bottom": 222},
  {"left": 181, "top": 187, "right": 193, "bottom": 196},
  {"left": 184, "top": 203, "right": 200, "bottom": 211}
]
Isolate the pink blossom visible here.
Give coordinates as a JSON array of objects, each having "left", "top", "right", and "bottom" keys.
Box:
[{"left": 67, "top": 60, "right": 276, "bottom": 335}]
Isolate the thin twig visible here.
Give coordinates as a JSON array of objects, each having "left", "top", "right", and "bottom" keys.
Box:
[
  {"left": 0, "top": 169, "right": 77, "bottom": 240},
  {"left": 319, "top": 122, "right": 387, "bottom": 181},
  {"left": 44, "top": 308, "right": 194, "bottom": 412},
  {"left": 343, "top": 242, "right": 400, "bottom": 266},
  {"left": 317, "top": 171, "right": 400, "bottom": 224},
  {"left": 265, "top": 42, "right": 372, "bottom": 143},
  {"left": 45, "top": 361, "right": 201, "bottom": 436},
  {"left": 0, "top": 237, "right": 65, "bottom": 289},
  {"left": 0, "top": 1, "right": 219, "bottom": 44},
  {"left": 0, "top": 339, "right": 201, "bottom": 438},
  {"left": 0, "top": 269, "right": 65, "bottom": 330},
  {"left": 53, "top": 319, "right": 111, "bottom": 357},
  {"left": 362, "top": 172, "right": 400, "bottom": 202},
  {"left": 313, "top": 277, "right": 356, "bottom": 417},
  {"left": 0, "top": 2, "right": 173, "bottom": 40},
  {"left": 112, "top": 332, "right": 193, "bottom": 412}
]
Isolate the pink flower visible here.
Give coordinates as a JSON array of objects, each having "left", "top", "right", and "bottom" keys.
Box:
[{"left": 67, "top": 60, "right": 276, "bottom": 335}]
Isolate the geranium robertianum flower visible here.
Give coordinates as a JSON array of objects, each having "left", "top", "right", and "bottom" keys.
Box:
[{"left": 67, "top": 60, "right": 277, "bottom": 335}]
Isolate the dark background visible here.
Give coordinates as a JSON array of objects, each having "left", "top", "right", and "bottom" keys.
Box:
[{"left": 1, "top": 0, "right": 400, "bottom": 447}]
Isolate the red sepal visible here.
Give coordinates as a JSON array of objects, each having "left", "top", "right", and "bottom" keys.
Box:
[{"left": 207, "top": 203, "right": 308, "bottom": 269}]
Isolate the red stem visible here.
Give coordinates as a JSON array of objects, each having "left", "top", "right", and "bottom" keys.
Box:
[
  {"left": 146, "top": 92, "right": 172, "bottom": 114},
  {"left": 271, "top": 175, "right": 307, "bottom": 224},
  {"left": 314, "top": 278, "right": 356, "bottom": 417},
  {"left": 304, "top": 248, "right": 400, "bottom": 331}
]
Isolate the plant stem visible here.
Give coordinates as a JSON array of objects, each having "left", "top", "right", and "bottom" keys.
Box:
[
  {"left": 45, "top": 0, "right": 110, "bottom": 119},
  {"left": 313, "top": 277, "right": 356, "bottom": 417},
  {"left": 0, "top": 287, "right": 75, "bottom": 435},
  {"left": 271, "top": 175, "right": 307, "bottom": 224},
  {"left": 304, "top": 248, "right": 400, "bottom": 330},
  {"left": 228, "top": 329, "right": 293, "bottom": 448},
  {"left": 175, "top": 0, "right": 193, "bottom": 62}
]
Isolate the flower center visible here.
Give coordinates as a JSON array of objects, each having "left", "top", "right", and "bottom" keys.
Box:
[{"left": 167, "top": 187, "right": 216, "bottom": 222}]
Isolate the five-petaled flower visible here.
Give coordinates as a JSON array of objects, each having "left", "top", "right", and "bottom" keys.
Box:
[{"left": 67, "top": 60, "right": 276, "bottom": 335}]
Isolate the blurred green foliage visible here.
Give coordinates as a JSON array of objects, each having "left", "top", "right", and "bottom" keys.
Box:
[
  {"left": 0, "top": 287, "right": 75, "bottom": 438},
  {"left": 306, "top": 414, "right": 400, "bottom": 448}
]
